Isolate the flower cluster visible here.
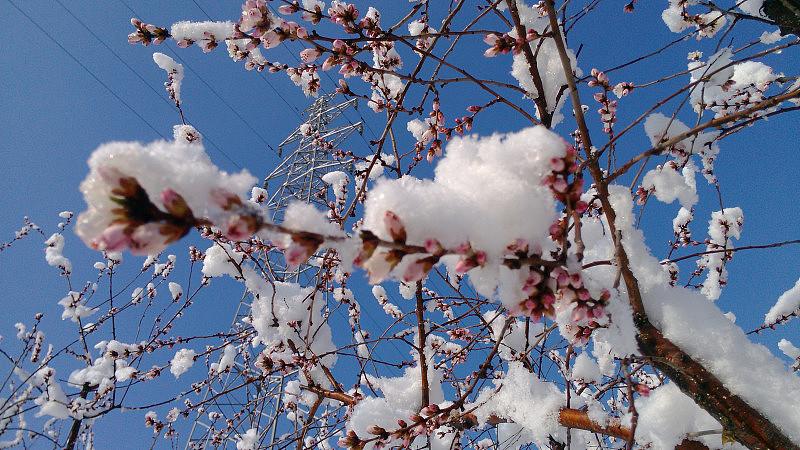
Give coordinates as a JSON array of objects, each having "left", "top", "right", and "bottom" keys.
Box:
[
  {"left": 483, "top": 29, "right": 539, "bottom": 57},
  {"left": 545, "top": 145, "right": 586, "bottom": 240},
  {"left": 239, "top": 0, "right": 277, "bottom": 38},
  {"left": 588, "top": 69, "right": 619, "bottom": 135},
  {"left": 127, "top": 18, "right": 169, "bottom": 46},
  {"left": 89, "top": 169, "right": 196, "bottom": 255},
  {"left": 328, "top": 1, "right": 360, "bottom": 33},
  {"left": 341, "top": 403, "right": 461, "bottom": 449}
]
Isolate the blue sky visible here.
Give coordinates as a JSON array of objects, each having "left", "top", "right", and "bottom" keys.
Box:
[{"left": 1, "top": 0, "right": 799, "bottom": 447}]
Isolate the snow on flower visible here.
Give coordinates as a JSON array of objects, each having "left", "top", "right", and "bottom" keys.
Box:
[
  {"left": 170, "top": 348, "right": 197, "bottom": 378},
  {"left": 152, "top": 53, "right": 184, "bottom": 105},
  {"left": 236, "top": 428, "right": 259, "bottom": 450},
  {"left": 699, "top": 208, "right": 744, "bottom": 301},
  {"left": 362, "top": 126, "right": 565, "bottom": 296},
  {"left": 643, "top": 113, "right": 720, "bottom": 184},
  {"left": 508, "top": 3, "right": 582, "bottom": 125},
  {"left": 209, "top": 344, "right": 237, "bottom": 375},
  {"left": 58, "top": 291, "right": 97, "bottom": 323},
  {"left": 44, "top": 233, "right": 72, "bottom": 275},
  {"left": 688, "top": 49, "right": 780, "bottom": 117},
  {"left": 75, "top": 136, "right": 257, "bottom": 256},
  {"left": 469, "top": 362, "right": 567, "bottom": 447},
  {"left": 641, "top": 161, "right": 698, "bottom": 208},
  {"left": 765, "top": 277, "right": 800, "bottom": 325}
]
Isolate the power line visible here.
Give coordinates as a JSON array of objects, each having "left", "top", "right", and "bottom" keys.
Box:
[
  {"left": 6, "top": 0, "right": 166, "bottom": 140},
  {"left": 187, "top": 0, "right": 305, "bottom": 120},
  {"left": 263, "top": 3, "right": 380, "bottom": 143},
  {"left": 190, "top": 0, "right": 378, "bottom": 146},
  {"left": 119, "top": 0, "right": 283, "bottom": 160},
  {"left": 56, "top": 0, "right": 245, "bottom": 169}
]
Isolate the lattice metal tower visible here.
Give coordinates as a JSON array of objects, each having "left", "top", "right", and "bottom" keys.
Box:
[{"left": 184, "top": 94, "right": 363, "bottom": 449}]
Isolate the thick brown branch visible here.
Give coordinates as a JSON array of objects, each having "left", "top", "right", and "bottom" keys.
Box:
[
  {"left": 415, "top": 281, "right": 430, "bottom": 408},
  {"left": 506, "top": 0, "right": 553, "bottom": 126},
  {"left": 542, "top": 0, "right": 800, "bottom": 447}
]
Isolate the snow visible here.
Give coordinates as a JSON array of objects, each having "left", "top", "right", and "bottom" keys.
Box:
[
  {"left": 170, "top": 348, "right": 196, "bottom": 378},
  {"left": 779, "top": 339, "right": 800, "bottom": 360},
  {"left": 739, "top": 0, "right": 766, "bottom": 17},
  {"left": 576, "top": 184, "right": 800, "bottom": 442},
  {"left": 209, "top": 344, "right": 237, "bottom": 374},
  {"left": 760, "top": 30, "right": 785, "bottom": 44},
  {"left": 347, "top": 353, "right": 448, "bottom": 449},
  {"left": 173, "top": 124, "right": 202, "bottom": 144},
  {"left": 168, "top": 282, "right": 183, "bottom": 301},
  {"left": 321, "top": 171, "right": 348, "bottom": 186},
  {"left": 641, "top": 162, "right": 698, "bottom": 208},
  {"left": 280, "top": 202, "right": 342, "bottom": 237},
  {"left": 249, "top": 281, "right": 337, "bottom": 372},
  {"left": 689, "top": 49, "right": 779, "bottom": 116},
  {"left": 643, "top": 113, "right": 720, "bottom": 183},
  {"left": 76, "top": 137, "right": 257, "bottom": 255},
  {"left": 58, "top": 291, "right": 97, "bottom": 323},
  {"left": 673, "top": 206, "right": 693, "bottom": 235},
  {"left": 470, "top": 362, "right": 565, "bottom": 447},
  {"left": 202, "top": 243, "right": 245, "bottom": 278},
  {"left": 633, "top": 383, "right": 724, "bottom": 449},
  {"left": 645, "top": 285, "right": 800, "bottom": 441},
  {"left": 571, "top": 352, "right": 601, "bottom": 383},
  {"left": 408, "top": 20, "right": 426, "bottom": 36},
  {"left": 398, "top": 281, "right": 415, "bottom": 300},
  {"left": 661, "top": 1, "right": 726, "bottom": 37},
  {"left": 362, "top": 126, "right": 565, "bottom": 293},
  {"left": 152, "top": 52, "right": 184, "bottom": 104},
  {"left": 765, "top": 277, "right": 800, "bottom": 325},
  {"left": 699, "top": 208, "right": 744, "bottom": 301},
  {"left": 508, "top": 4, "right": 582, "bottom": 125},
  {"left": 44, "top": 233, "right": 72, "bottom": 275},
  {"left": 236, "top": 428, "right": 259, "bottom": 450},
  {"left": 170, "top": 21, "right": 236, "bottom": 42},
  {"left": 406, "top": 118, "right": 434, "bottom": 144}
]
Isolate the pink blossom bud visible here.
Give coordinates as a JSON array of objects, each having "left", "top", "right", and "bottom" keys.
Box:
[
  {"left": 550, "top": 157, "right": 566, "bottom": 172},
  {"left": 129, "top": 223, "right": 168, "bottom": 256},
  {"left": 454, "top": 258, "right": 476, "bottom": 275},
  {"left": 95, "top": 224, "right": 131, "bottom": 252},
  {"left": 300, "top": 48, "right": 322, "bottom": 62},
  {"left": 383, "top": 211, "right": 406, "bottom": 244}
]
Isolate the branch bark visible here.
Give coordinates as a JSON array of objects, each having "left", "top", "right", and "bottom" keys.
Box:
[{"left": 542, "top": 0, "right": 800, "bottom": 448}]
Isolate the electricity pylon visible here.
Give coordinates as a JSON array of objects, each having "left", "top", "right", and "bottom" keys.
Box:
[{"left": 184, "top": 94, "right": 363, "bottom": 449}]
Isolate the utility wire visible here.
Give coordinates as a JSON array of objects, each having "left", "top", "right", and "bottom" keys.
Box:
[
  {"left": 54, "top": 0, "right": 244, "bottom": 169},
  {"left": 6, "top": 0, "right": 166, "bottom": 140},
  {"left": 120, "top": 0, "right": 284, "bottom": 158},
  {"left": 264, "top": 2, "right": 381, "bottom": 143},
  {"left": 186, "top": 0, "right": 305, "bottom": 120},
  {"left": 190, "top": 0, "right": 378, "bottom": 145}
]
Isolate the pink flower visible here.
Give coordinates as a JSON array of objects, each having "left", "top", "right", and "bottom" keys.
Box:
[
  {"left": 210, "top": 188, "right": 243, "bottom": 210},
  {"left": 94, "top": 224, "right": 131, "bottom": 252},
  {"left": 300, "top": 48, "right": 322, "bottom": 63},
  {"left": 402, "top": 256, "right": 437, "bottom": 282},
  {"left": 223, "top": 214, "right": 256, "bottom": 241},
  {"left": 383, "top": 211, "right": 406, "bottom": 244},
  {"left": 285, "top": 242, "right": 313, "bottom": 267},
  {"left": 129, "top": 223, "right": 169, "bottom": 256},
  {"left": 161, "top": 189, "right": 192, "bottom": 219},
  {"left": 424, "top": 239, "right": 444, "bottom": 255}
]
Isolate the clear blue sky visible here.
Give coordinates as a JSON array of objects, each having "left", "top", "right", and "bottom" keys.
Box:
[{"left": 1, "top": 0, "right": 799, "bottom": 447}]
